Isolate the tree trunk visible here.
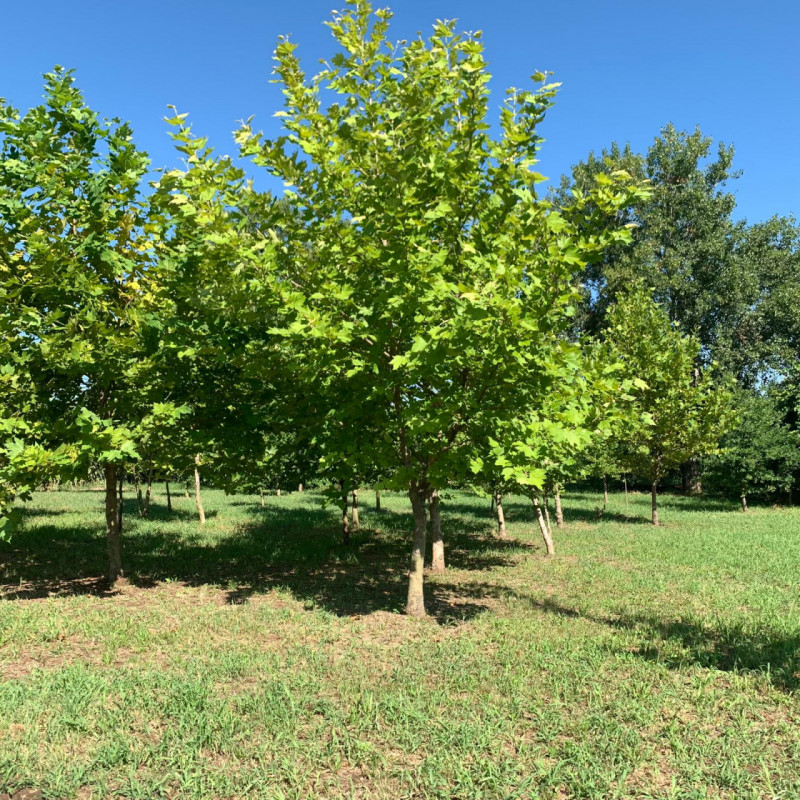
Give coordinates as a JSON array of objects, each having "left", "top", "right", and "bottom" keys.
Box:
[
  {"left": 143, "top": 465, "right": 152, "bottom": 517},
  {"left": 259, "top": 488, "right": 264, "bottom": 508},
  {"left": 406, "top": 482, "right": 429, "bottom": 616},
  {"left": 277, "top": 488, "right": 281, "bottom": 497},
  {"left": 532, "top": 495, "right": 555, "bottom": 555},
  {"left": 603, "top": 475, "right": 609, "bottom": 509},
  {"left": 623, "top": 476, "right": 629, "bottom": 511},
  {"left": 741, "top": 494, "right": 748, "bottom": 512},
  {"left": 341, "top": 482, "right": 350, "bottom": 544},
  {"left": 193, "top": 454, "right": 206, "bottom": 525},
  {"left": 165, "top": 481, "right": 172, "bottom": 513},
  {"left": 495, "top": 492, "right": 507, "bottom": 539},
  {"left": 490, "top": 492, "right": 496, "bottom": 513},
  {"left": 298, "top": 483, "right": 303, "bottom": 492},
  {"left": 105, "top": 463, "right": 123, "bottom": 584},
  {"left": 651, "top": 481, "right": 659, "bottom": 526},
  {"left": 430, "top": 490, "right": 444, "bottom": 571},
  {"left": 117, "top": 469, "right": 124, "bottom": 531},
  {"left": 681, "top": 459, "right": 702, "bottom": 495},
  {"left": 352, "top": 487, "right": 360, "bottom": 530},
  {"left": 543, "top": 490, "right": 553, "bottom": 536},
  {"left": 554, "top": 487, "right": 564, "bottom": 528},
  {"left": 375, "top": 488, "right": 381, "bottom": 513},
  {"left": 136, "top": 480, "right": 143, "bottom": 517}
]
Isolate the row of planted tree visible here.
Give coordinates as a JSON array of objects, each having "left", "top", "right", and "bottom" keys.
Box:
[{"left": 2, "top": 2, "right": 798, "bottom": 615}]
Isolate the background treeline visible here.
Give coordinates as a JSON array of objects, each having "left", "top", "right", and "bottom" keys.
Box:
[{"left": 1, "top": 2, "right": 798, "bottom": 615}]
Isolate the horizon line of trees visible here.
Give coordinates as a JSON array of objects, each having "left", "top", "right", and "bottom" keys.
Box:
[{"left": 2, "top": 1, "right": 798, "bottom": 616}]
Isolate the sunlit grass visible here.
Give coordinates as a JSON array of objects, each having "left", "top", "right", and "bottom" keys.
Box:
[{"left": 1, "top": 487, "right": 799, "bottom": 799}]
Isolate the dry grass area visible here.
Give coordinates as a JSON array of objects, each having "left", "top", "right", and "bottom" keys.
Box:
[{"left": 1, "top": 488, "right": 799, "bottom": 799}]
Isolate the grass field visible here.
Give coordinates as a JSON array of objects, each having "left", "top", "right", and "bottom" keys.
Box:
[{"left": 1, "top": 487, "right": 799, "bottom": 799}]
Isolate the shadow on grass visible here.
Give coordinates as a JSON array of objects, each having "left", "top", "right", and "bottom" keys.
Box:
[
  {"left": 442, "top": 498, "right": 657, "bottom": 527},
  {"left": 517, "top": 595, "right": 800, "bottom": 693},
  {"left": 0, "top": 502, "right": 533, "bottom": 624}
]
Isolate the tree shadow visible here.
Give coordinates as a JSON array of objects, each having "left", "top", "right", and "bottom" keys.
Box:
[
  {"left": 1, "top": 501, "right": 532, "bottom": 624},
  {"left": 654, "top": 496, "right": 740, "bottom": 512},
  {"left": 564, "top": 507, "right": 656, "bottom": 526},
  {"left": 515, "top": 595, "right": 800, "bottom": 693}
]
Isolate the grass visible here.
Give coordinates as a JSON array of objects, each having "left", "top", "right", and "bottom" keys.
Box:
[{"left": 1, "top": 486, "right": 799, "bottom": 799}]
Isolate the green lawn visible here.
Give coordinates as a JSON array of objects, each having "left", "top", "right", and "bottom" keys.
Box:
[{"left": 1, "top": 487, "right": 799, "bottom": 799}]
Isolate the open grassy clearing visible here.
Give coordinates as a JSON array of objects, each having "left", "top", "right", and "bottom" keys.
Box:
[{"left": 1, "top": 488, "right": 799, "bottom": 799}]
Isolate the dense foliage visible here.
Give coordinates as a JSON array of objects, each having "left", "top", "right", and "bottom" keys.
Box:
[{"left": 1, "top": 0, "right": 798, "bottom": 614}]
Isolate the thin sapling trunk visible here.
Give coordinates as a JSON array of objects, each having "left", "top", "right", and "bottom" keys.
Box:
[
  {"left": 651, "top": 480, "right": 659, "bottom": 526},
  {"left": 352, "top": 487, "right": 360, "bottom": 530},
  {"left": 532, "top": 494, "right": 555, "bottom": 555},
  {"left": 341, "top": 482, "right": 350, "bottom": 544},
  {"left": 165, "top": 480, "right": 172, "bottom": 513},
  {"left": 105, "top": 463, "right": 123, "bottom": 584},
  {"left": 143, "top": 464, "right": 152, "bottom": 517},
  {"left": 429, "top": 490, "right": 444, "bottom": 571},
  {"left": 194, "top": 454, "right": 206, "bottom": 525},
  {"left": 543, "top": 490, "right": 552, "bottom": 537},
  {"left": 117, "top": 469, "right": 124, "bottom": 531},
  {"left": 495, "top": 492, "right": 507, "bottom": 538},
  {"left": 554, "top": 486, "right": 564, "bottom": 528}
]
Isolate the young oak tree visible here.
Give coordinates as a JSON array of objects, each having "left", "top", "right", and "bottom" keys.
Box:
[
  {"left": 235, "top": 2, "right": 643, "bottom": 615},
  {"left": 602, "top": 286, "right": 734, "bottom": 525}
]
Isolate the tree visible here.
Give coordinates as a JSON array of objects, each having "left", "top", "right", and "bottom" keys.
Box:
[
  {"left": 557, "top": 125, "right": 744, "bottom": 350},
  {"left": 603, "top": 287, "right": 734, "bottom": 524},
  {"left": 0, "top": 68, "right": 155, "bottom": 579},
  {"left": 705, "top": 392, "right": 800, "bottom": 510},
  {"left": 236, "top": 1, "right": 644, "bottom": 615}
]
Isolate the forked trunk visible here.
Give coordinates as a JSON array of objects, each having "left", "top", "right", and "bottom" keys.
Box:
[
  {"left": 430, "top": 490, "right": 444, "bottom": 571},
  {"left": 375, "top": 488, "right": 381, "bottom": 513},
  {"left": 651, "top": 481, "right": 659, "bottom": 526},
  {"left": 532, "top": 494, "right": 555, "bottom": 555},
  {"left": 495, "top": 492, "right": 507, "bottom": 538},
  {"left": 603, "top": 475, "right": 609, "bottom": 509},
  {"left": 406, "top": 482, "right": 429, "bottom": 616},
  {"left": 194, "top": 454, "right": 206, "bottom": 525},
  {"left": 554, "top": 487, "right": 564, "bottom": 528},
  {"left": 105, "top": 463, "right": 123, "bottom": 584},
  {"left": 165, "top": 481, "right": 172, "bottom": 513},
  {"left": 341, "top": 482, "right": 350, "bottom": 544},
  {"left": 741, "top": 494, "right": 748, "bottom": 513},
  {"left": 352, "top": 487, "right": 360, "bottom": 530}
]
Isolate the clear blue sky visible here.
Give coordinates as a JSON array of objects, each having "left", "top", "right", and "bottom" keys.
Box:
[{"left": 2, "top": 0, "right": 797, "bottom": 223}]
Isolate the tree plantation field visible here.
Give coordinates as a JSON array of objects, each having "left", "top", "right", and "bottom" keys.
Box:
[{"left": 1, "top": 489, "right": 799, "bottom": 800}]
